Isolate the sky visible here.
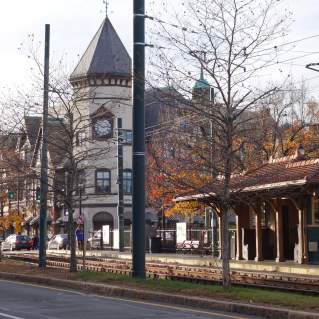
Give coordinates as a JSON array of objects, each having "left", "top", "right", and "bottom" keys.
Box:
[{"left": 0, "top": 0, "right": 319, "bottom": 98}]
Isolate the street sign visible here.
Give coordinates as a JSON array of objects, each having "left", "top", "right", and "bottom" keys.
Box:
[
  {"left": 176, "top": 222, "right": 187, "bottom": 244},
  {"left": 77, "top": 215, "right": 84, "bottom": 225},
  {"left": 102, "top": 225, "right": 110, "bottom": 245}
]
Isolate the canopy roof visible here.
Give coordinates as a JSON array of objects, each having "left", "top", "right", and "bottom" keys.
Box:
[{"left": 175, "top": 154, "right": 319, "bottom": 202}]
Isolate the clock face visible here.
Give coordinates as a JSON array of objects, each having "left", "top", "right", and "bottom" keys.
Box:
[{"left": 94, "top": 118, "right": 112, "bottom": 137}]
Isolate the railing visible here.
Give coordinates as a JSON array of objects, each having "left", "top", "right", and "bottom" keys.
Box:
[
  {"left": 156, "top": 229, "right": 214, "bottom": 242},
  {"left": 86, "top": 228, "right": 224, "bottom": 255}
]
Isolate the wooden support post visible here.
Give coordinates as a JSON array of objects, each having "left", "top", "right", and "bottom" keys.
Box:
[
  {"left": 255, "top": 210, "right": 263, "bottom": 261},
  {"left": 275, "top": 207, "right": 284, "bottom": 262},
  {"left": 235, "top": 214, "right": 243, "bottom": 260},
  {"left": 303, "top": 206, "right": 309, "bottom": 263},
  {"left": 289, "top": 197, "right": 308, "bottom": 264},
  {"left": 218, "top": 216, "right": 222, "bottom": 259},
  {"left": 298, "top": 207, "right": 308, "bottom": 264}
]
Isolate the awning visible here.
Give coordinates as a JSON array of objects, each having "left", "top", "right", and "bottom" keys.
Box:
[
  {"left": 22, "top": 216, "right": 33, "bottom": 226},
  {"left": 30, "top": 216, "right": 38, "bottom": 226},
  {"left": 30, "top": 215, "right": 52, "bottom": 226},
  {"left": 167, "top": 215, "right": 183, "bottom": 222},
  {"left": 55, "top": 216, "right": 69, "bottom": 224},
  {"left": 145, "top": 211, "right": 158, "bottom": 223}
]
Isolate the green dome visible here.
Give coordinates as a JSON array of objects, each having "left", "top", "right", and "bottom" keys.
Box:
[{"left": 193, "top": 68, "right": 210, "bottom": 89}]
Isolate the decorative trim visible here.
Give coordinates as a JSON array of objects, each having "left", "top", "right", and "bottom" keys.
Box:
[
  {"left": 71, "top": 75, "right": 132, "bottom": 89},
  {"left": 76, "top": 203, "right": 132, "bottom": 208}
]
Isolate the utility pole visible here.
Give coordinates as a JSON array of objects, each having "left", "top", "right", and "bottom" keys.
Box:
[
  {"left": 117, "top": 118, "right": 124, "bottom": 252},
  {"left": 39, "top": 24, "right": 50, "bottom": 269},
  {"left": 132, "top": 0, "right": 145, "bottom": 278}
]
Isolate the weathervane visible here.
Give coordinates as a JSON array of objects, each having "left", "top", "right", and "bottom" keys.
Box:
[{"left": 103, "top": 0, "right": 109, "bottom": 17}]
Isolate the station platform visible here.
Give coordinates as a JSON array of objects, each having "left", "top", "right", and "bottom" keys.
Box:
[{"left": 47, "top": 249, "right": 319, "bottom": 277}]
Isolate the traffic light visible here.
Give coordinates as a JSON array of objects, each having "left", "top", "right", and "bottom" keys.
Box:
[
  {"left": 7, "top": 191, "right": 14, "bottom": 200},
  {"left": 36, "top": 187, "right": 41, "bottom": 201}
]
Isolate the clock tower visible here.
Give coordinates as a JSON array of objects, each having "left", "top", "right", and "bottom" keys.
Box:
[{"left": 69, "top": 17, "right": 132, "bottom": 248}]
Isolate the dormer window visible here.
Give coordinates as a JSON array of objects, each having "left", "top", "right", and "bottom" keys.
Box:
[{"left": 91, "top": 107, "right": 114, "bottom": 140}]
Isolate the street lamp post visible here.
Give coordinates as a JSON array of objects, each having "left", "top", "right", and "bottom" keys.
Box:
[
  {"left": 117, "top": 118, "right": 124, "bottom": 252},
  {"left": 39, "top": 24, "right": 50, "bottom": 269},
  {"left": 132, "top": 0, "right": 146, "bottom": 278}
]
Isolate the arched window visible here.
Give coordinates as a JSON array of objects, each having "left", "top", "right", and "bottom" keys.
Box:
[
  {"left": 93, "top": 212, "right": 114, "bottom": 231},
  {"left": 95, "top": 169, "right": 111, "bottom": 194},
  {"left": 123, "top": 169, "right": 132, "bottom": 194}
]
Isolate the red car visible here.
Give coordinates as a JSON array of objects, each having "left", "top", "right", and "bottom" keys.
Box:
[{"left": 1, "top": 234, "right": 33, "bottom": 251}]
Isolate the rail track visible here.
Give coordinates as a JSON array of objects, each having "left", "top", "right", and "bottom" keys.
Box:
[{"left": 5, "top": 252, "right": 319, "bottom": 295}]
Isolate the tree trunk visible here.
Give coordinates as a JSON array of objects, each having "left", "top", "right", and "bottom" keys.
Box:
[
  {"left": 68, "top": 202, "right": 77, "bottom": 272},
  {"left": 221, "top": 205, "right": 231, "bottom": 287},
  {"left": 69, "top": 221, "right": 77, "bottom": 272},
  {"left": 222, "top": 130, "right": 232, "bottom": 288}
]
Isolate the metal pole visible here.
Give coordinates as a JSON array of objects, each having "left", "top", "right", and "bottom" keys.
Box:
[
  {"left": 39, "top": 24, "right": 50, "bottom": 269},
  {"left": 17, "top": 172, "right": 20, "bottom": 215},
  {"left": 79, "top": 188, "right": 86, "bottom": 270},
  {"left": 132, "top": 0, "right": 145, "bottom": 278},
  {"left": 117, "top": 118, "right": 124, "bottom": 252}
]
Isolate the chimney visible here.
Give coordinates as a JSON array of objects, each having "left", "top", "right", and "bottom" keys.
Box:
[{"left": 296, "top": 144, "right": 305, "bottom": 158}]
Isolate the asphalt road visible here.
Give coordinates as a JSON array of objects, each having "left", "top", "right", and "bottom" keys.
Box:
[{"left": 0, "top": 280, "right": 261, "bottom": 319}]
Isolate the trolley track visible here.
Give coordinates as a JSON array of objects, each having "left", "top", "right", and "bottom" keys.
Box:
[{"left": 5, "top": 252, "right": 319, "bottom": 295}]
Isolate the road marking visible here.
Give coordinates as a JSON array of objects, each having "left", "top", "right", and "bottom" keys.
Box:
[
  {"left": 0, "top": 279, "right": 251, "bottom": 319},
  {"left": 93, "top": 295, "right": 250, "bottom": 319},
  {"left": 0, "top": 313, "right": 24, "bottom": 319}
]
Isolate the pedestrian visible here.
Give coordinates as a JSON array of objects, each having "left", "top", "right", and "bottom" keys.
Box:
[
  {"left": 32, "top": 234, "right": 38, "bottom": 250},
  {"left": 76, "top": 226, "right": 84, "bottom": 250}
]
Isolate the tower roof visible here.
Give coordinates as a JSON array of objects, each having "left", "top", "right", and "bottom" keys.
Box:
[
  {"left": 70, "top": 18, "right": 131, "bottom": 81},
  {"left": 193, "top": 68, "right": 210, "bottom": 90}
]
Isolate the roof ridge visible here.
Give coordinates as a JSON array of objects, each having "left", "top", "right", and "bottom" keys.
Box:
[
  {"left": 268, "top": 154, "right": 296, "bottom": 163},
  {"left": 70, "top": 20, "right": 104, "bottom": 80},
  {"left": 285, "top": 158, "right": 319, "bottom": 168}
]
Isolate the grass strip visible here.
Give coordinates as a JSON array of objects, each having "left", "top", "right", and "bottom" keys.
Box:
[{"left": 72, "top": 271, "right": 319, "bottom": 311}]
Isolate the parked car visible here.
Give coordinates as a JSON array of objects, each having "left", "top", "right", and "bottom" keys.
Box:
[
  {"left": 87, "top": 230, "right": 102, "bottom": 249},
  {"left": 47, "top": 234, "right": 68, "bottom": 250},
  {"left": 1, "top": 234, "right": 33, "bottom": 251}
]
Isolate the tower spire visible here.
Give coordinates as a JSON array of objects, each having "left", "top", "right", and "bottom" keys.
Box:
[{"left": 200, "top": 66, "right": 204, "bottom": 80}]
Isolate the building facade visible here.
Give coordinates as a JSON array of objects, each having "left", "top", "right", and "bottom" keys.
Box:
[{"left": 68, "top": 17, "right": 133, "bottom": 247}]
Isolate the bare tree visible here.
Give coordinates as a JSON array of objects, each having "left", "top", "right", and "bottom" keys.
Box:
[{"left": 146, "top": 0, "right": 291, "bottom": 286}]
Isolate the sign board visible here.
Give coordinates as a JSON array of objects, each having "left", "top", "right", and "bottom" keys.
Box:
[
  {"left": 102, "top": 225, "right": 110, "bottom": 245},
  {"left": 113, "top": 229, "right": 119, "bottom": 250},
  {"left": 309, "top": 242, "right": 318, "bottom": 252},
  {"left": 176, "top": 222, "right": 187, "bottom": 244},
  {"left": 174, "top": 200, "right": 202, "bottom": 213}
]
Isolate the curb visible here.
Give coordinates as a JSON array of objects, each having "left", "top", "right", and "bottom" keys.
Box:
[{"left": 0, "top": 272, "right": 317, "bottom": 319}]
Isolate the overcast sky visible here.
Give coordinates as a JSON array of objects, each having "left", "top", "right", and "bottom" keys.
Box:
[{"left": 0, "top": 0, "right": 319, "bottom": 97}]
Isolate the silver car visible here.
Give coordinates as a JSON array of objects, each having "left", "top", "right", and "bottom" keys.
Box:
[
  {"left": 48, "top": 234, "right": 68, "bottom": 250},
  {"left": 87, "top": 231, "right": 102, "bottom": 249}
]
